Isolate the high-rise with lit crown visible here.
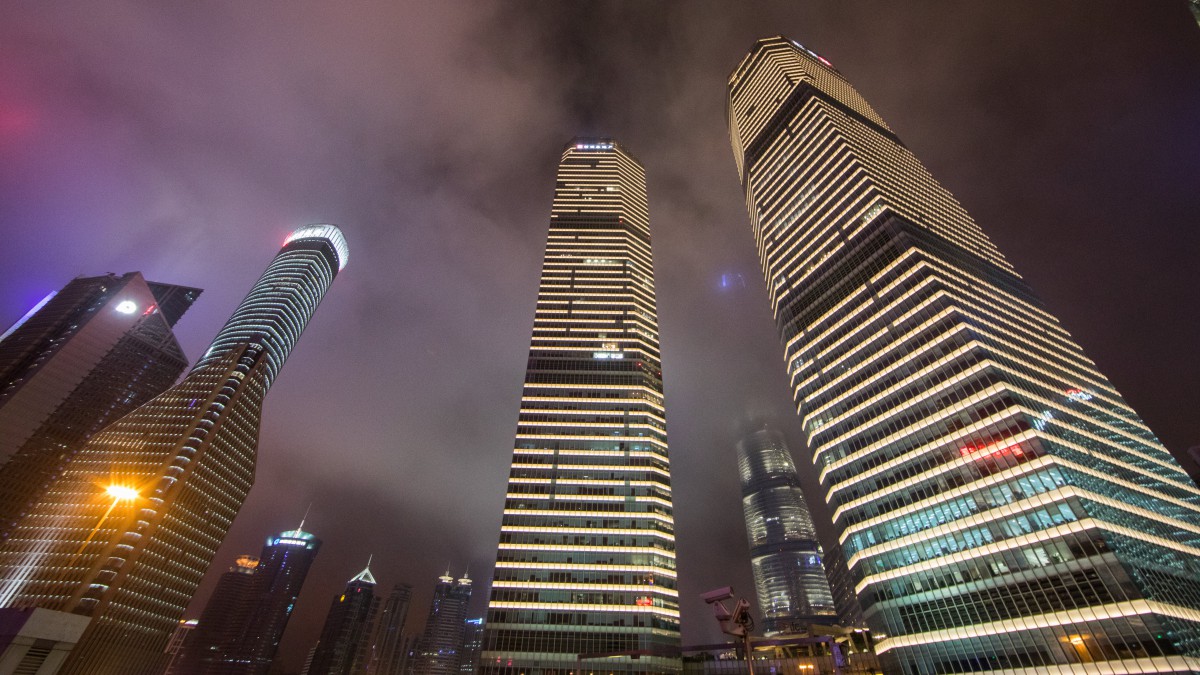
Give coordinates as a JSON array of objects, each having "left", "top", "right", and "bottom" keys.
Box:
[
  {"left": 0, "top": 225, "right": 347, "bottom": 675},
  {"left": 481, "top": 139, "right": 680, "bottom": 674},
  {"left": 736, "top": 425, "right": 838, "bottom": 634},
  {"left": 177, "top": 527, "right": 321, "bottom": 675},
  {"left": 413, "top": 570, "right": 473, "bottom": 675},
  {"left": 728, "top": 36, "right": 1200, "bottom": 674}
]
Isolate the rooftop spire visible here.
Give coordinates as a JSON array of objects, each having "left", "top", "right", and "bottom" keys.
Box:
[
  {"left": 298, "top": 502, "right": 312, "bottom": 532},
  {"left": 350, "top": 555, "right": 376, "bottom": 585}
]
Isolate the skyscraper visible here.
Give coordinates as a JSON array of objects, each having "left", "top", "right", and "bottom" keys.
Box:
[
  {"left": 180, "top": 555, "right": 263, "bottom": 674},
  {"left": 736, "top": 425, "right": 837, "bottom": 634},
  {"left": 366, "top": 583, "right": 412, "bottom": 675},
  {"left": 413, "top": 570, "right": 473, "bottom": 675},
  {"left": 0, "top": 225, "right": 348, "bottom": 675},
  {"left": 308, "top": 561, "right": 379, "bottom": 675},
  {"left": 459, "top": 618, "right": 484, "bottom": 675},
  {"left": 0, "top": 272, "right": 200, "bottom": 541},
  {"left": 728, "top": 36, "right": 1200, "bottom": 673},
  {"left": 480, "top": 139, "right": 679, "bottom": 674},
  {"left": 177, "top": 527, "right": 321, "bottom": 675}
]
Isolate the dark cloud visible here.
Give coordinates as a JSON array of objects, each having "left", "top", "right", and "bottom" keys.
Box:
[{"left": 2, "top": 2, "right": 1198, "bottom": 671}]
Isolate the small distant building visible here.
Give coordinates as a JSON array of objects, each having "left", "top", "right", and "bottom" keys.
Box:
[
  {"left": 413, "top": 570, "right": 473, "bottom": 675},
  {"left": 459, "top": 618, "right": 484, "bottom": 674},
  {"left": 736, "top": 425, "right": 838, "bottom": 634},
  {"left": 367, "top": 583, "right": 412, "bottom": 675},
  {"left": 161, "top": 619, "right": 198, "bottom": 675},
  {"left": 176, "top": 527, "right": 321, "bottom": 674},
  {"left": 307, "top": 560, "right": 379, "bottom": 675}
]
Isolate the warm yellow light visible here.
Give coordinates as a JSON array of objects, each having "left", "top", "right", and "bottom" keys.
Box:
[{"left": 106, "top": 485, "right": 139, "bottom": 501}]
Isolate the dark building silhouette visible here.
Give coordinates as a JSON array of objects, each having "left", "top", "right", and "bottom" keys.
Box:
[
  {"left": 162, "top": 619, "right": 198, "bottom": 675},
  {"left": 308, "top": 560, "right": 379, "bottom": 675},
  {"left": 0, "top": 226, "right": 348, "bottom": 675},
  {"left": 0, "top": 272, "right": 199, "bottom": 542},
  {"left": 177, "top": 528, "right": 321, "bottom": 674},
  {"left": 180, "top": 555, "right": 262, "bottom": 673},
  {"left": 458, "top": 618, "right": 484, "bottom": 674},
  {"left": 414, "top": 571, "right": 473, "bottom": 675},
  {"left": 736, "top": 425, "right": 837, "bottom": 634},
  {"left": 366, "top": 583, "right": 412, "bottom": 675}
]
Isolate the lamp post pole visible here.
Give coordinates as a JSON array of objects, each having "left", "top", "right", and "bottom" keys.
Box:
[{"left": 70, "top": 484, "right": 139, "bottom": 564}]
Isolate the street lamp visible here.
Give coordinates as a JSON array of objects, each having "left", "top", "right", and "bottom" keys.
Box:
[{"left": 70, "top": 484, "right": 140, "bottom": 563}]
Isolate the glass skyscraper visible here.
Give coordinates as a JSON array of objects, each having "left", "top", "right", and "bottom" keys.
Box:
[
  {"left": 728, "top": 36, "right": 1200, "bottom": 674},
  {"left": 0, "top": 272, "right": 199, "bottom": 542},
  {"left": 0, "top": 225, "right": 347, "bottom": 675},
  {"left": 481, "top": 139, "right": 680, "bottom": 674},
  {"left": 736, "top": 425, "right": 837, "bottom": 634},
  {"left": 413, "top": 570, "right": 473, "bottom": 675},
  {"left": 308, "top": 561, "right": 379, "bottom": 675},
  {"left": 366, "top": 582, "right": 412, "bottom": 675}
]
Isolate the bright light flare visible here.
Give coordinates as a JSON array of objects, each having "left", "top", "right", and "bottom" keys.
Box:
[{"left": 106, "top": 485, "right": 139, "bottom": 501}]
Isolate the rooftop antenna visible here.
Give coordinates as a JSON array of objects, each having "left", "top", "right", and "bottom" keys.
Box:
[{"left": 298, "top": 502, "right": 312, "bottom": 531}]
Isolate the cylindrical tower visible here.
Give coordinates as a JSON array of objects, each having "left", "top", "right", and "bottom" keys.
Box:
[
  {"left": 196, "top": 224, "right": 348, "bottom": 387},
  {"left": 0, "top": 225, "right": 347, "bottom": 675},
  {"left": 737, "top": 425, "right": 837, "bottom": 634}
]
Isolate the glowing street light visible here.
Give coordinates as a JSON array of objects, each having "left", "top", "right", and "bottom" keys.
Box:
[
  {"left": 71, "top": 484, "right": 141, "bottom": 563},
  {"left": 105, "top": 485, "right": 139, "bottom": 502}
]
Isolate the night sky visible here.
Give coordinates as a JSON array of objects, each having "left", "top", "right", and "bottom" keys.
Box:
[{"left": 2, "top": 3, "right": 1199, "bottom": 672}]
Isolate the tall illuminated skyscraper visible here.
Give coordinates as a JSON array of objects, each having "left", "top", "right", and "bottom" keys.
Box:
[
  {"left": 481, "top": 140, "right": 680, "bottom": 674},
  {"left": 736, "top": 425, "right": 837, "bottom": 634},
  {"left": 0, "top": 273, "right": 200, "bottom": 541},
  {"left": 728, "top": 36, "right": 1200, "bottom": 673},
  {"left": 0, "top": 225, "right": 348, "bottom": 675}
]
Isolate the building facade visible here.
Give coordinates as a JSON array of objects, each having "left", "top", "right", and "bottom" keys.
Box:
[
  {"left": 364, "top": 582, "right": 411, "bottom": 675},
  {"left": 308, "top": 562, "right": 379, "bottom": 675},
  {"left": 0, "top": 225, "right": 347, "bottom": 675},
  {"left": 459, "top": 618, "right": 484, "bottom": 674},
  {"left": 413, "top": 571, "right": 473, "bottom": 675},
  {"left": 736, "top": 425, "right": 838, "bottom": 634},
  {"left": 0, "top": 273, "right": 199, "bottom": 542},
  {"left": 480, "top": 139, "right": 680, "bottom": 674},
  {"left": 179, "top": 555, "right": 262, "bottom": 674},
  {"left": 728, "top": 36, "right": 1200, "bottom": 673},
  {"left": 177, "top": 528, "right": 321, "bottom": 675}
]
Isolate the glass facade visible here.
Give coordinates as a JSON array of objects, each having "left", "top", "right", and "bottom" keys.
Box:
[
  {"left": 414, "top": 572, "right": 474, "bottom": 675},
  {"left": 480, "top": 140, "right": 680, "bottom": 674},
  {"left": 367, "top": 582, "right": 413, "bottom": 675},
  {"left": 728, "top": 36, "right": 1200, "bottom": 674},
  {"left": 0, "top": 226, "right": 347, "bottom": 675},
  {"left": 736, "top": 426, "right": 838, "bottom": 634},
  {"left": 308, "top": 562, "right": 379, "bottom": 675},
  {"left": 0, "top": 273, "right": 199, "bottom": 542},
  {"left": 178, "top": 528, "right": 322, "bottom": 675}
]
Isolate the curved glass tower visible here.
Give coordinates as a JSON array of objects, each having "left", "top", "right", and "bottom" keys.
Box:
[
  {"left": 728, "top": 36, "right": 1200, "bottom": 673},
  {"left": 481, "top": 140, "right": 680, "bottom": 674},
  {"left": 0, "top": 226, "right": 347, "bottom": 675},
  {"left": 736, "top": 426, "right": 837, "bottom": 634}
]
